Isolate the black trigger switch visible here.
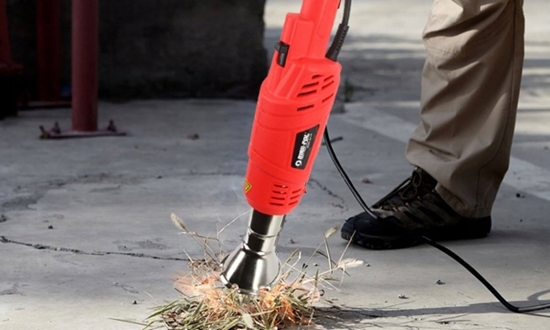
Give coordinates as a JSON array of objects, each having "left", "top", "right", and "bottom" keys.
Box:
[{"left": 274, "top": 41, "right": 290, "bottom": 67}]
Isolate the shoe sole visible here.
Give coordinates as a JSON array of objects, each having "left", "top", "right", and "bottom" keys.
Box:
[
  {"left": 341, "top": 218, "right": 491, "bottom": 250},
  {"left": 341, "top": 229, "right": 422, "bottom": 250}
]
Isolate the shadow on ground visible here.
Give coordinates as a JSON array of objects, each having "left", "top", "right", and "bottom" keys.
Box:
[{"left": 308, "top": 294, "right": 550, "bottom": 329}]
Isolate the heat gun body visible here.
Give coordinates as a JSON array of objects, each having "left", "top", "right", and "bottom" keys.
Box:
[{"left": 221, "top": 0, "right": 345, "bottom": 295}]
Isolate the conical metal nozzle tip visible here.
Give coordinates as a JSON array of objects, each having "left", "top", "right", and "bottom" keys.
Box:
[
  {"left": 220, "top": 243, "right": 281, "bottom": 295},
  {"left": 220, "top": 210, "right": 285, "bottom": 295}
]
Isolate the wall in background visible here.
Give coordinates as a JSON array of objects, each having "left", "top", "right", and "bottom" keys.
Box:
[{"left": 6, "top": 0, "right": 268, "bottom": 100}]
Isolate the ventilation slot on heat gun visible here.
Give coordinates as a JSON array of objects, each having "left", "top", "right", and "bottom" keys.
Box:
[
  {"left": 297, "top": 90, "right": 317, "bottom": 97},
  {"left": 303, "top": 82, "right": 319, "bottom": 89},
  {"left": 269, "top": 185, "right": 303, "bottom": 207},
  {"left": 322, "top": 94, "right": 335, "bottom": 103},
  {"left": 297, "top": 76, "right": 323, "bottom": 98},
  {"left": 288, "top": 189, "right": 303, "bottom": 206},
  {"left": 269, "top": 184, "right": 288, "bottom": 206},
  {"left": 322, "top": 77, "right": 335, "bottom": 89},
  {"left": 297, "top": 104, "right": 315, "bottom": 111}
]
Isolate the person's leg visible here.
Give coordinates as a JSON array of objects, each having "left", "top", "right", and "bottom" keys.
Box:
[
  {"left": 407, "top": 0, "right": 525, "bottom": 218},
  {"left": 341, "top": 0, "right": 525, "bottom": 249}
]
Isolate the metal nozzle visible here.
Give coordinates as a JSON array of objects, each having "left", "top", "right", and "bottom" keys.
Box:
[{"left": 220, "top": 210, "right": 285, "bottom": 295}]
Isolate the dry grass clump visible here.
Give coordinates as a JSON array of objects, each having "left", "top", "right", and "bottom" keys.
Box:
[{"left": 141, "top": 213, "right": 363, "bottom": 330}]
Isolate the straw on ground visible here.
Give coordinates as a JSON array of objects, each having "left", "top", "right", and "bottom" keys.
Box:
[{"left": 141, "top": 213, "right": 364, "bottom": 330}]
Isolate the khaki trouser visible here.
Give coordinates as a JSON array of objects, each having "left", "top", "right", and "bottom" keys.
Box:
[{"left": 406, "top": 0, "right": 525, "bottom": 218}]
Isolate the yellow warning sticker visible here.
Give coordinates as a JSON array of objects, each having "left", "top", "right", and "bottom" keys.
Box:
[{"left": 244, "top": 180, "right": 252, "bottom": 193}]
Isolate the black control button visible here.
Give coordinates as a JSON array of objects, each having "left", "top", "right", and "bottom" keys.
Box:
[{"left": 274, "top": 41, "right": 290, "bottom": 67}]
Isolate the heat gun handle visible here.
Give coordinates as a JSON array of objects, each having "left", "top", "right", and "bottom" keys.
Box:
[{"left": 296, "top": 0, "right": 341, "bottom": 59}]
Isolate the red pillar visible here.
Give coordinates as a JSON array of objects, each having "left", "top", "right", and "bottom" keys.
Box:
[
  {"left": 36, "top": 0, "right": 61, "bottom": 102},
  {"left": 0, "top": 0, "right": 12, "bottom": 64},
  {"left": 71, "top": 0, "right": 98, "bottom": 132}
]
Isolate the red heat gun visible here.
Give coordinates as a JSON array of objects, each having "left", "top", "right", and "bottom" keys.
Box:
[{"left": 221, "top": 0, "right": 350, "bottom": 295}]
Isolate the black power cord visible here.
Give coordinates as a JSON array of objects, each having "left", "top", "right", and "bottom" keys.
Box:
[
  {"left": 326, "top": 0, "right": 351, "bottom": 61},
  {"left": 323, "top": 128, "right": 550, "bottom": 313}
]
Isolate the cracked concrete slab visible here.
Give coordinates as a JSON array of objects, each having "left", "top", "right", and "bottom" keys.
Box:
[
  {"left": 2, "top": 0, "right": 550, "bottom": 329},
  {"left": 3, "top": 104, "right": 550, "bottom": 330}
]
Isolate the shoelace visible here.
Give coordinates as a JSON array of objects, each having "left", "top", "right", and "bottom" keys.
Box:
[{"left": 373, "top": 168, "right": 433, "bottom": 211}]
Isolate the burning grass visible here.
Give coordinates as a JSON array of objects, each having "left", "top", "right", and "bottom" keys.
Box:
[{"left": 141, "top": 213, "right": 363, "bottom": 330}]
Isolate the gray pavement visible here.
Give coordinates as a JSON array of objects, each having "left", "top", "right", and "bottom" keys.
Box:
[{"left": 2, "top": 1, "right": 550, "bottom": 329}]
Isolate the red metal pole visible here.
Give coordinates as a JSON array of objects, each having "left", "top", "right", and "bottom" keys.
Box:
[
  {"left": 71, "top": 0, "right": 98, "bottom": 132},
  {"left": 0, "top": 0, "right": 12, "bottom": 63},
  {"left": 38, "top": 0, "right": 123, "bottom": 138},
  {"left": 36, "top": 0, "right": 61, "bottom": 102}
]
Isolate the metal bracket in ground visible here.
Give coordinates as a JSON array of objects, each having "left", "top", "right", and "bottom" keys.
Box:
[{"left": 39, "top": 120, "right": 126, "bottom": 139}]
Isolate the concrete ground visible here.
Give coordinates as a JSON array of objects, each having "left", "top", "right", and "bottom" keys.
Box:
[{"left": 2, "top": 0, "right": 550, "bottom": 329}]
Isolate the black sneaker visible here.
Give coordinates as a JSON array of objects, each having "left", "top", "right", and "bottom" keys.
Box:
[{"left": 341, "top": 167, "right": 491, "bottom": 249}]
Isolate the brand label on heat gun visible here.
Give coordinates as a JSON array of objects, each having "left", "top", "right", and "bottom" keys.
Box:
[{"left": 291, "top": 125, "right": 319, "bottom": 170}]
